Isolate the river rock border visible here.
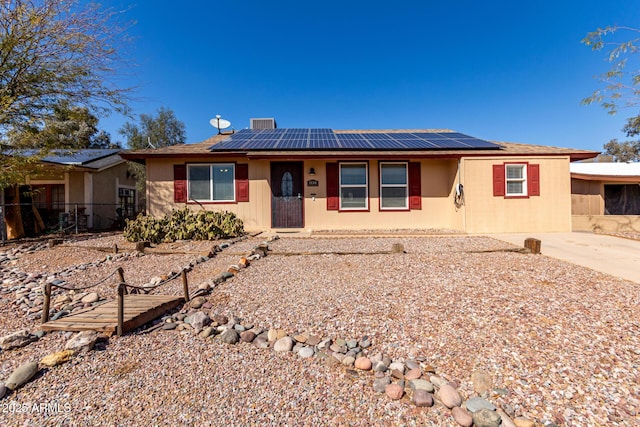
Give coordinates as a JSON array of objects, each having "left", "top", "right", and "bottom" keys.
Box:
[{"left": 0, "top": 234, "right": 538, "bottom": 427}]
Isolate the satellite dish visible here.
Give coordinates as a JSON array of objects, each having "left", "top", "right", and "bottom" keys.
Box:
[{"left": 210, "top": 114, "right": 231, "bottom": 131}]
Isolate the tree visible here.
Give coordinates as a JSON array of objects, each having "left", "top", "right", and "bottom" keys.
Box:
[
  {"left": 602, "top": 139, "right": 639, "bottom": 162},
  {"left": 12, "top": 100, "right": 118, "bottom": 149},
  {"left": 121, "top": 107, "right": 186, "bottom": 149},
  {"left": 119, "top": 107, "right": 186, "bottom": 203},
  {"left": 583, "top": 26, "right": 640, "bottom": 161},
  {"left": 0, "top": 0, "right": 131, "bottom": 186}
]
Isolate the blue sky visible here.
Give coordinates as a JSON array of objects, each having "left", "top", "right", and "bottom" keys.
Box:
[{"left": 100, "top": 0, "right": 640, "bottom": 152}]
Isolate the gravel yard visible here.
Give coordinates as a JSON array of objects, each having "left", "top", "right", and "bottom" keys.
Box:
[{"left": 0, "top": 234, "right": 639, "bottom": 426}]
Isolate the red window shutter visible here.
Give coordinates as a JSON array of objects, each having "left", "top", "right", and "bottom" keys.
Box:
[
  {"left": 528, "top": 163, "right": 540, "bottom": 196},
  {"left": 326, "top": 163, "right": 339, "bottom": 210},
  {"left": 174, "top": 164, "right": 187, "bottom": 203},
  {"left": 409, "top": 162, "right": 422, "bottom": 210},
  {"left": 493, "top": 164, "right": 505, "bottom": 197},
  {"left": 235, "top": 163, "right": 249, "bottom": 202}
]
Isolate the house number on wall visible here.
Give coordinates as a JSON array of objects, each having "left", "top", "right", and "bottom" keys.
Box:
[{"left": 307, "top": 179, "right": 319, "bottom": 187}]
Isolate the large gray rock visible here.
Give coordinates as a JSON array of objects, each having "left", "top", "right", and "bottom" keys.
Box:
[
  {"left": 465, "top": 396, "right": 496, "bottom": 413},
  {"left": 219, "top": 329, "right": 239, "bottom": 344},
  {"left": 409, "top": 379, "right": 434, "bottom": 393},
  {"left": 0, "top": 330, "right": 36, "bottom": 351},
  {"left": 5, "top": 361, "right": 39, "bottom": 391},
  {"left": 64, "top": 331, "right": 99, "bottom": 354},
  {"left": 472, "top": 408, "right": 502, "bottom": 427},
  {"left": 185, "top": 311, "right": 210, "bottom": 333}
]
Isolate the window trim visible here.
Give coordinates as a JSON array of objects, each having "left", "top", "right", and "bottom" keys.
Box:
[
  {"left": 505, "top": 163, "right": 528, "bottom": 198},
  {"left": 339, "top": 162, "right": 369, "bottom": 211},
  {"left": 187, "top": 163, "right": 236, "bottom": 203},
  {"left": 379, "top": 161, "right": 409, "bottom": 211}
]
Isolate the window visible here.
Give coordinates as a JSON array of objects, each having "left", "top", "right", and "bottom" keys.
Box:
[
  {"left": 339, "top": 163, "right": 368, "bottom": 210},
  {"left": 380, "top": 162, "right": 408, "bottom": 209},
  {"left": 188, "top": 163, "right": 235, "bottom": 202},
  {"left": 505, "top": 164, "right": 527, "bottom": 196}
]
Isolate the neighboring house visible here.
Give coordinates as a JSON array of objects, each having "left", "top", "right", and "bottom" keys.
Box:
[
  {"left": 2, "top": 149, "right": 138, "bottom": 237},
  {"left": 122, "top": 124, "right": 597, "bottom": 233},
  {"left": 571, "top": 160, "right": 640, "bottom": 232}
]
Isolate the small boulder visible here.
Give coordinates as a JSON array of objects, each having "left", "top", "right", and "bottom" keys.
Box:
[
  {"left": 274, "top": 336, "right": 294, "bottom": 352},
  {"left": 5, "top": 361, "right": 39, "bottom": 391},
  {"left": 513, "top": 418, "right": 535, "bottom": 427},
  {"left": 198, "top": 327, "right": 214, "bottom": 338},
  {"left": 438, "top": 384, "right": 462, "bottom": 408},
  {"left": 465, "top": 396, "right": 496, "bottom": 413},
  {"left": 472, "top": 408, "right": 502, "bottom": 427},
  {"left": 240, "top": 331, "right": 256, "bottom": 343},
  {"left": 298, "top": 347, "right": 315, "bottom": 358},
  {"left": 219, "top": 329, "right": 239, "bottom": 344},
  {"left": 186, "top": 311, "right": 210, "bottom": 333},
  {"left": 189, "top": 296, "right": 206, "bottom": 309},
  {"left": 65, "top": 331, "right": 99, "bottom": 354},
  {"left": 342, "top": 356, "right": 355, "bottom": 366},
  {"left": 405, "top": 368, "right": 422, "bottom": 381},
  {"left": 385, "top": 383, "right": 404, "bottom": 400},
  {"left": 213, "top": 314, "right": 228, "bottom": 325},
  {"left": 0, "top": 383, "right": 7, "bottom": 399},
  {"left": 412, "top": 389, "right": 434, "bottom": 407},
  {"left": 354, "top": 357, "right": 372, "bottom": 371},
  {"left": 409, "top": 379, "right": 434, "bottom": 393},
  {"left": 40, "top": 350, "right": 74, "bottom": 367},
  {"left": 452, "top": 407, "right": 473, "bottom": 427},
  {"left": 81, "top": 292, "right": 99, "bottom": 304},
  {"left": 0, "top": 330, "right": 36, "bottom": 351}
]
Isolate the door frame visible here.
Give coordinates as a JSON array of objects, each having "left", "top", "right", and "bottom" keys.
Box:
[{"left": 270, "top": 161, "right": 305, "bottom": 229}]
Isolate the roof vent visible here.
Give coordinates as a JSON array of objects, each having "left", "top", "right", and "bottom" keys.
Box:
[{"left": 250, "top": 118, "right": 276, "bottom": 129}]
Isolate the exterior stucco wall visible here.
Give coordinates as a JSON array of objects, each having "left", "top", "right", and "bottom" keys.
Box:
[
  {"left": 147, "top": 155, "right": 573, "bottom": 233},
  {"left": 146, "top": 157, "right": 271, "bottom": 231},
  {"left": 571, "top": 178, "right": 603, "bottom": 215},
  {"left": 91, "top": 162, "right": 137, "bottom": 229},
  {"left": 67, "top": 172, "right": 85, "bottom": 206},
  {"left": 462, "top": 156, "right": 572, "bottom": 233},
  {"left": 147, "top": 158, "right": 463, "bottom": 232},
  {"left": 304, "top": 158, "right": 461, "bottom": 231}
]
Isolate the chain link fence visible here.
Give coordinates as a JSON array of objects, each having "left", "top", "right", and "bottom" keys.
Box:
[{"left": 1, "top": 202, "right": 141, "bottom": 245}]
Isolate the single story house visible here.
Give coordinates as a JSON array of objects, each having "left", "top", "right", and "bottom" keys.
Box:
[
  {"left": 2, "top": 149, "right": 138, "bottom": 237},
  {"left": 571, "top": 160, "right": 640, "bottom": 232},
  {"left": 122, "top": 124, "right": 597, "bottom": 234}
]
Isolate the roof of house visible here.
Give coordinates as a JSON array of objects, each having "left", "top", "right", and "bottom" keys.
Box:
[
  {"left": 39, "top": 149, "right": 125, "bottom": 171},
  {"left": 121, "top": 129, "right": 598, "bottom": 162},
  {"left": 571, "top": 161, "right": 640, "bottom": 182}
]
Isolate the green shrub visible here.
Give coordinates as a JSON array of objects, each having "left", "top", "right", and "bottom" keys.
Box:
[{"left": 123, "top": 208, "right": 244, "bottom": 243}]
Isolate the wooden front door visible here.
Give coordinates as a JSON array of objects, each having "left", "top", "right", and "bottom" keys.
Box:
[{"left": 271, "top": 162, "right": 304, "bottom": 228}]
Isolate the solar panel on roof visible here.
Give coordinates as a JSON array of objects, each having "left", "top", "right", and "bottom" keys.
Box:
[{"left": 208, "top": 129, "right": 501, "bottom": 151}]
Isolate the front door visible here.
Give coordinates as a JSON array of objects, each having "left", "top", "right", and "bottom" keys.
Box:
[{"left": 271, "top": 162, "right": 304, "bottom": 228}]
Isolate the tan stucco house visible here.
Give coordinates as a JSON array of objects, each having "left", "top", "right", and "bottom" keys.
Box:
[
  {"left": 122, "top": 126, "right": 597, "bottom": 234},
  {"left": 3, "top": 149, "right": 138, "bottom": 237},
  {"left": 571, "top": 160, "right": 640, "bottom": 232}
]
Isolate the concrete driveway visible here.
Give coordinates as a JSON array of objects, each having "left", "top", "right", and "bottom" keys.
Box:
[{"left": 487, "top": 232, "right": 640, "bottom": 283}]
